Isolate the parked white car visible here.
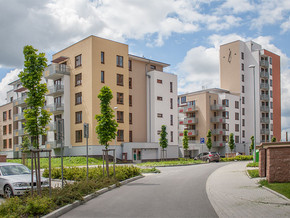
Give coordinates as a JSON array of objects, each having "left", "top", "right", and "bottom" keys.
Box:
[{"left": 0, "top": 163, "right": 49, "bottom": 198}]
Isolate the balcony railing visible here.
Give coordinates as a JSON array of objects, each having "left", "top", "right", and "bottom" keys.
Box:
[
  {"left": 260, "top": 94, "right": 269, "bottom": 101},
  {"left": 260, "top": 60, "right": 269, "bottom": 68},
  {"left": 13, "top": 113, "right": 25, "bottom": 121},
  {"left": 211, "top": 129, "right": 226, "bottom": 135},
  {"left": 260, "top": 117, "right": 270, "bottom": 123},
  {"left": 13, "top": 129, "right": 25, "bottom": 136},
  {"left": 45, "top": 141, "right": 60, "bottom": 149},
  {"left": 261, "top": 129, "right": 270, "bottom": 135},
  {"left": 211, "top": 116, "right": 226, "bottom": 123},
  {"left": 179, "top": 130, "right": 198, "bottom": 137},
  {"left": 179, "top": 105, "right": 198, "bottom": 113},
  {"left": 210, "top": 104, "right": 225, "bottom": 111},
  {"left": 46, "top": 84, "right": 64, "bottom": 96},
  {"left": 260, "top": 71, "right": 269, "bottom": 78},
  {"left": 47, "top": 122, "right": 57, "bottom": 131},
  {"left": 260, "top": 83, "right": 269, "bottom": 90},
  {"left": 179, "top": 117, "right": 198, "bottom": 125},
  {"left": 44, "top": 103, "right": 64, "bottom": 113},
  {"left": 212, "top": 141, "right": 226, "bottom": 147},
  {"left": 13, "top": 96, "right": 27, "bottom": 106},
  {"left": 44, "top": 64, "right": 70, "bottom": 79},
  {"left": 260, "top": 106, "right": 270, "bottom": 112}
]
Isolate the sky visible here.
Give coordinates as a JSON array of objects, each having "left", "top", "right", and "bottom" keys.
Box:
[{"left": 0, "top": 0, "right": 290, "bottom": 138}]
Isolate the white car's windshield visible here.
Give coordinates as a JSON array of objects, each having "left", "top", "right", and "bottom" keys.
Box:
[{"left": 0, "top": 165, "right": 31, "bottom": 176}]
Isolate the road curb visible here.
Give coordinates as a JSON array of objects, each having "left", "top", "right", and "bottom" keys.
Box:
[
  {"left": 139, "top": 163, "right": 207, "bottom": 168},
  {"left": 42, "top": 175, "right": 144, "bottom": 218},
  {"left": 261, "top": 186, "right": 290, "bottom": 203}
]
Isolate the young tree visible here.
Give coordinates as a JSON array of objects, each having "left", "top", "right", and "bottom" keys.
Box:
[
  {"left": 228, "top": 133, "right": 235, "bottom": 153},
  {"left": 183, "top": 130, "right": 189, "bottom": 159},
  {"left": 271, "top": 136, "right": 277, "bottom": 142},
  {"left": 206, "top": 129, "right": 212, "bottom": 151},
  {"left": 250, "top": 136, "right": 254, "bottom": 154},
  {"left": 95, "top": 86, "right": 118, "bottom": 176},
  {"left": 159, "top": 125, "right": 168, "bottom": 160},
  {"left": 19, "top": 45, "right": 51, "bottom": 195}
]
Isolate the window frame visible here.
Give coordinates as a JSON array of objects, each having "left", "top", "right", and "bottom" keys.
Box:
[
  {"left": 117, "top": 93, "right": 124, "bottom": 105},
  {"left": 101, "top": 51, "right": 105, "bottom": 64},
  {"left": 75, "top": 73, "right": 82, "bottom": 86},
  {"left": 75, "top": 130, "right": 82, "bottom": 143},
  {"left": 75, "top": 92, "right": 82, "bottom": 105},
  {"left": 117, "top": 74, "right": 124, "bottom": 86},
  {"left": 75, "top": 111, "right": 82, "bottom": 124},
  {"left": 117, "top": 111, "right": 124, "bottom": 123},
  {"left": 75, "top": 54, "right": 82, "bottom": 68},
  {"left": 117, "top": 130, "right": 124, "bottom": 142},
  {"left": 116, "top": 55, "right": 123, "bottom": 67}
]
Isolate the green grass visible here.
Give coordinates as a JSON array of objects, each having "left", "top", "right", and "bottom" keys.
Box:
[
  {"left": 140, "top": 167, "right": 161, "bottom": 174},
  {"left": 137, "top": 158, "right": 204, "bottom": 167},
  {"left": 259, "top": 180, "right": 290, "bottom": 199},
  {"left": 247, "top": 169, "right": 260, "bottom": 178},
  {"left": 247, "top": 162, "right": 259, "bottom": 167},
  {"left": 7, "top": 156, "right": 104, "bottom": 169}
]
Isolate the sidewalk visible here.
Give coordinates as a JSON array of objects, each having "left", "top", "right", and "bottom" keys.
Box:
[{"left": 206, "top": 161, "right": 290, "bottom": 218}]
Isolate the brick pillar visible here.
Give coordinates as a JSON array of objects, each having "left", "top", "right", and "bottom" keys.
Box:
[
  {"left": 259, "top": 148, "right": 266, "bottom": 177},
  {"left": 0, "top": 155, "right": 7, "bottom": 162}
]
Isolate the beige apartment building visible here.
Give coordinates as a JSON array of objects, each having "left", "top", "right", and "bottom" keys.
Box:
[{"left": 0, "top": 103, "right": 14, "bottom": 155}]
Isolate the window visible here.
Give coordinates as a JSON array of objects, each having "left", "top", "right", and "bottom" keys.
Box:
[
  {"left": 42, "top": 135, "right": 47, "bottom": 145},
  {"left": 128, "top": 60, "right": 132, "bottom": 71},
  {"left": 9, "top": 138, "right": 12, "bottom": 148},
  {"left": 271, "top": 113, "right": 273, "bottom": 120},
  {"left": 270, "top": 68, "right": 272, "bottom": 75},
  {"left": 129, "top": 113, "right": 132, "bottom": 124},
  {"left": 75, "top": 73, "right": 82, "bottom": 86},
  {"left": 181, "top": 96, "right": 186, "bottom": 104},
  {"left": 242, "top": 97, "right": 245, "bottom": 104},
  {"left": 150, "top": 65, "right": 156, "bottom": 70},
  {"left": 157, "top": 96, "right": 163, "bottom": 101},
  {"left": 242, "top": 130, "right": 245, "bottom": 138},
  {"left": 270, "top": 102, "right": 273, "bottom": 109},
  {"left": 99, "top": 71, "right": 104, "bottom": 83},
  {"left": 129, "top": 95, "right": 132, "bottom": 106},
  {"left": 129, "top": 77, "right": 132, "bottom": 89},
  {"left": 242, "top": 86, "right": 245, "bottom": 93},
  {"left": 157, "top": 79, "right": 162, "bottom": 84},
  {"left": 223, "top": 111, "right": 229, "bottom": 119},
  {"left": 241, "top": 52, "right": 244, "bottom": 60},
  {"left": 3, "top": 126, "right": 7, "bottom": 135},
  {"left": 75, "top": 92, "right": 82, "bottom": 105},
  {"left": 117, "top": 74, "right": 124, "bottom": 86},
  {"left": 223, "top": 135, "right": 228, "bottom": 142},
  {"left": 270, "top": 79, "right": 272, "bottom": 87},
  {"left": 242, "top": 108, "right": 245, "bottom": 115},
  {"left": 235, "top": 101, "right": 239, "bottom": 109},
  {"left": 10, "top": 97, "right": 13, "bottom": 102},
  {"left": 157, "top": 130, "right": 161, "bottom": 135},
  {"left": 222, "top": 123, "right": 229, "bottom": 131},
  {"left": 157, "top": 113, "right": 163, "bottom": 118},
  {"left": 170, "top": 82, "right": 173, "bottom": 93},
  {"left": 235, "top": 136, "right": 239, "bottom": 143},
  {"left": 117, "top": 93, "right": 124, "bottom": 104},
  {"left": 171, "top": 131, "right": 173, "bottom": 142},
  {"left": 170, "top": 115, "right": 173, "bottom": 126},
  {"left": 117, "top": 111, "right": 124, "bottom": 123},
  {"left": 75, "top": 54, "right": 82, "bottom": 68},
  {"left": 101, "top": 51, "right": 105, "bottom": 64},
  {"left": 270, "top": 91, "right": 273, "bottom": 98},
  {"left": 241, "top": 63, "right": 244, "bottom": 71},
  {"left": 117, "top": 130, "right": 124, "bottom": 141},
  {"left": 222, "top": 99, "right": 229, "bottom": 107},
  {"left": 3, "top": 139, "right": 7, "bottom": 149},
  {"left": 270, "top": 57, "right": 272, "bottom": 65},
  {"left": 170, "top": 98, "right": 173, "bottom": 109},
  {"left": 235, "top": 124, "right": 239, "bottom": 132},
  {"left": 235, "top": 113, "right": 239, "bottom": 120},
  {"left": 75, "top": 111, "right": 82, "bottom": 124},
  {"left": 8, "top": 110, "right": 11, "bottom": 120},
  {"left": 116, "top": 55, "right": 123, "bottom": 67},
  {"left": 8, "top": 124, "right": 12, "bottom": 134},
  {"left": 242, "top": 74, "right": 244, "bottom": 82},
  {"left": 54, "top": 96, "right": 62, "bottom": 107},
  {"left": 54, "top": 114, "right": 62, "bottom": 122},
  {"left": 75, "top": 130, "right": 82, "bottom": 143},
  {"left": 3, "top": 111, "right": 7, "bottom": 121},
  {"left": 129, "top": 131, "right": 132, "bottom": 142}
]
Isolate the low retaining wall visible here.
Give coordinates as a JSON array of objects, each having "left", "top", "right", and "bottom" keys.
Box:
[{"left": 0, "top": 155, "right": 7, "bottom": 162}]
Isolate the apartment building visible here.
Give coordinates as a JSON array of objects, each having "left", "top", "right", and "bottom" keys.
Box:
[
  {"left": 0, "top": 102, "right": 14, "bottom": 157},
  {"left": 220, "top": 40, "right": 281, "bottom": 144},
  {"left": 2, "top": 36, "right": 178, "bottom": 161}
]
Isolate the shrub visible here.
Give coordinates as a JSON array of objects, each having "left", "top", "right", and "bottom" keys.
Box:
[
  {"left": 0, "top": 196, "right": 25, "bottom": 218},
  {"left": 221, "top": 155, "right": 253, "bottom": 162}
]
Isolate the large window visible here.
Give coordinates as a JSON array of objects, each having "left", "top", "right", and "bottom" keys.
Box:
[
  {"left": 75, "top": 111, "right": 82, "bottom": 124},
  {"left": 235, "top": 136, "right": 239, "bottom": 143},
  {"left": 8, "top": 124, "right": 12, "bottom": 134},
  {"left": 117, "top": 74, "right": 124, "bottom": 86},
  {"left": 101, "top": 71, "right": 105, "bottom": 83},
  {"left": 181, "top": 96, "right": 186, "bottom": 104},
  {"left": 222, "top": 99, "right": 229, "bottom": 107},
  {"left": 75, "top": 92, "right": 82, "bottom": 105},
  {"left": 101, "top": 51, "right": 105, "bottom": 64},
  {"left": 8, "top": 110, "right": 11, "bottom": 120},
  {"left": 235, "top": 101, "right": 239, "bottom": 109},
  {"left": 75, "top": 73, "right": 82, "bottom": 86},
  {"left": 117, "top": 111, "right": 124, "bottom": 123},
  {"left": 75, "top": 54, "right": 82, "bottom": 68},
  {"left": 3, "top": 126, "right": 7, "bottom": 135},
  {"left": 75, "top": 130, "right": 82, "bottom": 143},
  {"left": 235, "top": 113, "right": 239, "bottom": 120},
  {"left": 117, "top": 130, "right": 124, "bottom": 141},
  {"left": 3, "top": 111, "right": 7, "bottom": 121},
  {"left": 117, "top": 93, "right": 124, "bottom": 104},
  {"left": 223, "top": 111, "right": 229, "bottom": 119},
  {"left": 3, "top": 139, "right": 7, "bottom": 149},
  {"left": 116, "top": 55, "right": 123, "bottom": 67},
  {"left": 235, "top": 124, "right": 239, "bottom": 132}
]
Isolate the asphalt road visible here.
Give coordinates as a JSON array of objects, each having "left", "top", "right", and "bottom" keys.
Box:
[{"left": 61, "top": 162, "right": 228, "bottom": 218}]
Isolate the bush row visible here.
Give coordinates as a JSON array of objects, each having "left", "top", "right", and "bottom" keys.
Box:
[{"left": 220, "top": 155, "right": 253, "bottom": 162}]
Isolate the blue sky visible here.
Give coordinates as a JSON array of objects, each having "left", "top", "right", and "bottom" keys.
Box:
[{"left": 0, "top": 0, "right": 290, "bottom": 136}]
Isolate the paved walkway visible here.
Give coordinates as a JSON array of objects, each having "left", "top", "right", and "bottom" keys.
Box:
[{"left": 206, "top": 161, "right": 290, "bottom": 218}]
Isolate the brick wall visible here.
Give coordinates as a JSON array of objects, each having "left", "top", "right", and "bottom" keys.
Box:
[
  {"left": 0, "top": 155, "right": 7, "bottom": 162},
  {"left": 259, "top": 148, "right": 266, "bottom": 177}
]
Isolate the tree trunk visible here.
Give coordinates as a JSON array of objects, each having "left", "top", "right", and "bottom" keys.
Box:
[{"left": 105, "top": 150, "right": 109, "bottom": 177}]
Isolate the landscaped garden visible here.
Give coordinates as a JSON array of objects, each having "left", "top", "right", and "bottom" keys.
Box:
[{"left": 137, "top": 158, "right": 204, "bottom": 167}]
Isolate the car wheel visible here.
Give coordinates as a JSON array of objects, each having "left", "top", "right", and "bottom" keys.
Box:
[
  {"left": 206, "top": 159, "right": 210, "bottom": 163},
  {"left": 4, "top": 185, "right": 13, "bottom": 198}
]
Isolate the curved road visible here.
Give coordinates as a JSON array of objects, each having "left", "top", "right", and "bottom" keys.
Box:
[{"left": 61, "top": 163, "right": 228, "bottom": 218}]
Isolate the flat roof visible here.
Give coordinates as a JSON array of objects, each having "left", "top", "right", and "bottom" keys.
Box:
[
  {"left": 129, "top": 54, "right": 170, "bottom": 67},
  {"left": 178, "top": 88, "right": 231, "bottom": 97}
]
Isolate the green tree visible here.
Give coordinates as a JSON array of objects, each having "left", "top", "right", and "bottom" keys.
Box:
[
  {"left": 250, "top": 136, "right": 254, "bottom": 154},
  {"left": 271, "top": 136, "right": 277, "bottom": 142},
  {"left": 95, "top": 86, "right": 118, "bottom": 176},
  {"left": 159, "top": 125, "right": 168, "bottom": 160},
  {"left": 19, "top": 45, "right": 51, "bottom": 195},
  {"left": 206, "top": 129, "right": 212, "bottom": 151},
  {"left": 183, "top": 130, "right": 189, "bottom": 159},
  {"left": 229, "top": 133, "right": 235, "bottom": 153}
]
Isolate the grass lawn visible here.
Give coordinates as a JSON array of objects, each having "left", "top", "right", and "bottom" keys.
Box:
[
  {"left": 140, "top": 167, "right": 161, "bottom": 174},
  {"left": 137, "top": 159, "right": 204, "bottom": 167},
  {"left": 247, "top": 169, "right": 260, "bottom": 178},
  {"left": 247, "top": 162, "right": 259, "bottom": 167},
  {"left": 7, "top": 156, "right": 104, "bottom": 169},
  {"left": 259, "top": 180, "right": 290, "bottom": 199}
]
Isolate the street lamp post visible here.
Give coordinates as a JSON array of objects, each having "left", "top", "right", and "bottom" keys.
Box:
[
  {"left": 114, "top": 106, "right": 118, "bottom": 164},
  {"left": 249, "top": 65, "right": 256, "bottom": 162}
]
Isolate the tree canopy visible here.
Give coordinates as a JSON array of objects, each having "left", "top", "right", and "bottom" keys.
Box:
[{"left": 206, "top": 129, "right": 212, "bottom": 151}]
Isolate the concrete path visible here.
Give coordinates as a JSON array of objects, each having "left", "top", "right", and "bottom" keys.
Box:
[{"left": 206, "top": 161, "right": 290, "bottom": 218}]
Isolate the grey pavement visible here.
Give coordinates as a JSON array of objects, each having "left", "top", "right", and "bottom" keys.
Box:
[{"left": 207, "top": 161, "right": 290, "bottom": 218}]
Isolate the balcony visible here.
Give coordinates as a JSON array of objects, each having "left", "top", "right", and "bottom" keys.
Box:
[
  {"left": 212, "top": 129, "right": 226, "bottom": 135},
  {"left": 44, "top": 103, "right": 64, "bottom": 114},
  {"left": 260, "top": 83, "right": 269, "bottom": 90},
  {"left": 260, "top": 60, "right": 269, "bottom": 68},
  {"left": 13, "top": 113, "right": 25, "bottom": 121},
  {"left": 179, "top": 105, "right": 198, "bottom": 113},
  {"left": 212, "top": 141, "right": 226, "bottom": 147},
  {"left": 210, "top": 104, "right": 225, "bottom": 111},
  {"left": 179, "top": 117, "right": 198, "bottom": 125},
  {"left": 13, "top": 96, "right": 27, "bottom": 107},
  {"left": 261, "top": 129, "right": 270, "bottom": 135},
  {"left": 260, "top": 106, "right": 270, "bottom": 112},
  {"left": 46, "top": 84, "right": 64, "bottom": 97},
  {"left": 211, "top": 116, "right": 226, "bottom": 123},
  {"left": 260, "top": 117, "right": 270, "bottom": 123},
  {"left": 44, "top": 64, "right": 70, "bottom": 80},
  {"left": 260, "top": 71, "right": 269, "bottom": 79},
  {"left": 13, "top": 129, "right": 25, "bottom": 136},
  {"left": 260, "top": 94, "right": 269, "bottom": 101},
  {"left": 179, "top": 130, "right": 198, "bottom": 137},
  {"left": 47, "top": 122, "right": 57, "bottom": 131},
  {"left": 46, "top": 141, "right": 61, "bottom": 149}
]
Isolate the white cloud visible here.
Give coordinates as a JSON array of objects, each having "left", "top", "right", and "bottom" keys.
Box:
[
  {"left": 219, "top": 0, "right": 254, "bottom": 14},
  {"left": 0, "top": 69, "right": 21, "bottom": 105},
  {"left": 281, "top": 17, "right": 290, "bottom": 33}
]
